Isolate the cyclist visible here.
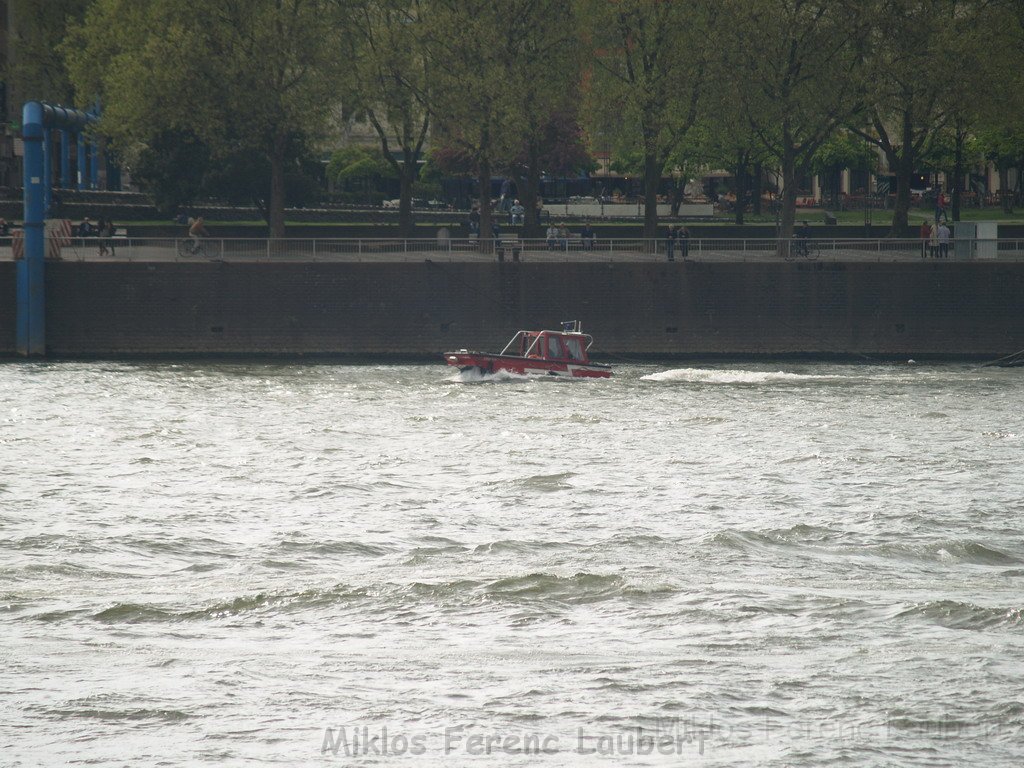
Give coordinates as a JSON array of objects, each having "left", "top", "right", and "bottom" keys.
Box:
[{"left": 187, "top": 215, "right": 209, "bottom": 255}]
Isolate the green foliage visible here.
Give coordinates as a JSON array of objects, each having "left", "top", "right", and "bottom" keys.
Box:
[
  {"left": 202, "top": 147, "right": 323, "bottom": 210},
  {"left": 35, "top": 0, "right": 1024, "bottom": 228},
  {"left": 64, "top": 0, "right": 347, "bottom": 234},
  {"left": 712, "top": 0, "right": 870, "bottom": 236},
  {"left": 811, "top": 134, "right": 877, "bottom": 175},
  {"left": 6, "top": 0, "right": 91, "bottom": 105},
  {"left": 327, "top": 147, "right": 397, "bottom": 184},
  {"left": 579, "top": 0, "right": 712, "bottom": 164},
  {"left": 132, "top": 129, "right": 210, "bottom": 214}
]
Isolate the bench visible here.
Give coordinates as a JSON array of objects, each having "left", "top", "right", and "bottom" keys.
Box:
[{"left": 496, "top": 237, "right": 522, "bottom": 261}]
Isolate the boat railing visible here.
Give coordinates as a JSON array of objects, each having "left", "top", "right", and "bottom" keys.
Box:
[
  {"left": 499, "top": 331, "right": 527, "bottom": 357},
  {"left": 17, "top": 236, "right": 1024, "bottom": 263}
]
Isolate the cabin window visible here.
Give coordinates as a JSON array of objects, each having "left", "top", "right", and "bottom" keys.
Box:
[
  {"left": 546, "top": 336, "right": 564, "bottom": 358},
  {"left": 564, "top": 337, "right": 585, "bottom": 361},
  {"left": 525, "top": 334, "right": 541, "bottom": 357}
]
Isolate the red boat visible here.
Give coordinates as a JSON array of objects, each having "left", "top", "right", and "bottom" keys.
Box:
[{"left": 444, "top": 321, "right": 611, "bottom": 379}]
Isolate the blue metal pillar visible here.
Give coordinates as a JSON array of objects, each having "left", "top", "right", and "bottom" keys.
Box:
[
  {"left": 60, "top": 129, "right": 71, "bottom": 188},
  {"left": 77, "top": 132, "right": 86, "bottom": 190},
  {"left": 89, "top": 139, "right": 99, "bottom": 190},
  {"left": 17, "top": 102, "right": 46, "bottom": 356},
  {"left": 18, "top": 102, "right": 96, "bottom": 358},
  {"left": 42, "top": 127, "right": 52, "bottom": 216}
]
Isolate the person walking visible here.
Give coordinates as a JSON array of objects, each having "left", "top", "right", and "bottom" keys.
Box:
[
  {"left": 666, "top": 225, "right": 676, "bottom": 261},
  {"left": 937, "top": 221, "right": 951, "bottom": 258},
  {"left": 928, "top": 218, "right": 939, "bottom": 258},
  {"left": 97, "top": 218, "right": 115, "bottom": 258},
  {"left": 679, "top": 226, "right": 691, "bottom": 260},
  {"left": 935, "top": 188, "right": 948, "bottom": 223},
  {"left": 919, "top": 220, "right": 932, "bottom": 259}
]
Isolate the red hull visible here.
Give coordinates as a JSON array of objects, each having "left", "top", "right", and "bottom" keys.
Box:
[{"left": 445, "top": 352, "right": 611, "bottom": 379}]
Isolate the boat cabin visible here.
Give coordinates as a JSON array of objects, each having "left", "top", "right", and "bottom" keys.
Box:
[{"left": 500, "top": 328, "right": 592, "bottom": 363}]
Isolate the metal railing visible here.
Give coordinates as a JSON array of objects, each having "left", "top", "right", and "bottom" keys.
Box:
[{"left": 5, "top": 236, "right": 1024, "bottom": 263}]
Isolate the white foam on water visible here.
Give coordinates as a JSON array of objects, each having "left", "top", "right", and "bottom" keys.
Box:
[
  {"left": 450, "top": 367, "right": 531, "bottom": 384},
  {"left": 641, "top": 368, "right": 841, "bottom": 384}
]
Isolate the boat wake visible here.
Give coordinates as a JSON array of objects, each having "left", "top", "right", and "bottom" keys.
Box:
[
  {"left": 451, "top": 368, "right": 531, "bottom": 384},
  {"left": 642, "top": 368, "right": 842, "bottom": 385}
]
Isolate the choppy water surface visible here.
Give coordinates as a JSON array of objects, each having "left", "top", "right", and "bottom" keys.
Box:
[{"left": 2, "top": 360, "right": 1023, "bottom": 766}]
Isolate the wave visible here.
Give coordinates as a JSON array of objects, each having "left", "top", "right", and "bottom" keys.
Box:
[
  {"left": 47, "top": 706, "right": 191, "bottom": 723},
  {"left": 272, "top": 539, "right": 395, "bottom": 558},
  {"left": 710, "top": 524, "right": 841, "bottom": 551},
  {"left": 889, "top": 540, "right": 1022, "bottom": 566},
  {"left": 896, "top": 600, "right": 1024, "bottom": 631},
  {"left": 710, "top": 527, "right": 1021, "bottom": 567},
  {"left": 506, "top": 472, "right": 576, "bottom": 492},
  {"left": 473, "top": 539, "right": 574, "bottom": 555},
  {"left": 641, "top": 367, "right": 844, "bottom": 384},
  {"left": 44, "top": 572, "right": 674, "bottom": 626}
]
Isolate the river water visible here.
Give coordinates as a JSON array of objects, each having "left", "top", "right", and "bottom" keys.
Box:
[{"left": 2, "top": 360, "right": 1022, "bottom": 766}]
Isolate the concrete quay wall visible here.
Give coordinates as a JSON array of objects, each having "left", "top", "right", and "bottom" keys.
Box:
[{"left": 1, "top": 261, "right": 1022, "bottom": 357}]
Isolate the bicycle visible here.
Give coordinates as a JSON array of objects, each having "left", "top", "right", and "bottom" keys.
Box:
[
  {"left": 785, "top": 237, "right": 819, "bottom": 261},
  {"left": 178, "top": 238, "right": 207, "bottom": 259}
]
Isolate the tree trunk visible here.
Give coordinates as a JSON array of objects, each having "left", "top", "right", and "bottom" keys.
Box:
[
  {"left": 522, "top": 142, "right": 543, "bottom": 238},
  {"left": 269, "top": 134, "right": 287, "bottom": 239},
  {"left": 477, "top": 155, "right": 492, "bottom": 249},
  {"left": 670, "top": 177, "right": 684, "bottom": 216},
  {"left": 951, "top": 129, "right": 964, "bottom": 222},
  {"left": 734, "top": 151, "right": 747, "bottom": 226},
  {"left": 523, "top": 174, "right": 542, "bottom": 237},
  {"left": 778, "top": 144, "right": 798, "bottom": 249},
  {"left": 1000, "top": 164, "right": 1013, "bottom": 214},
  {"left": 642, "top": 151, "right": 662, "bottom": 243},
  {"left": 889, "top": 112, "right": 914, "bottom": 236},
  {"left": 752, "top": 162, "right": 763, "bottom": 215},
  {"left": 398, "top": 152, "right": 415, "bottom": 237}
]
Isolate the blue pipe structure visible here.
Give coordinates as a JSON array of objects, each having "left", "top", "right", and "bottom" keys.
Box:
[
  {"left": 89, "top": 139, "right": 99, "bottom": 190},
  {"left": 77, "top": 132, "right": 86, "bottom": 190},
  {"left": 18, "top": 101, "right": 96, "bottom": 356},
  {"left": 60, "top": 129, "right": 71, "bottom": 188},
  {"left": 42, "top": 127, "right": 52, "bottom": 216}
]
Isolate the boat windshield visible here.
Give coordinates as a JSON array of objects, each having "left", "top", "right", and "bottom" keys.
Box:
[
  {"left": 564, "top": 336, "right": 585, "bottom": 361},
  {"left": 547, "top": 335, "right": 564, "bottom": 358}
]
